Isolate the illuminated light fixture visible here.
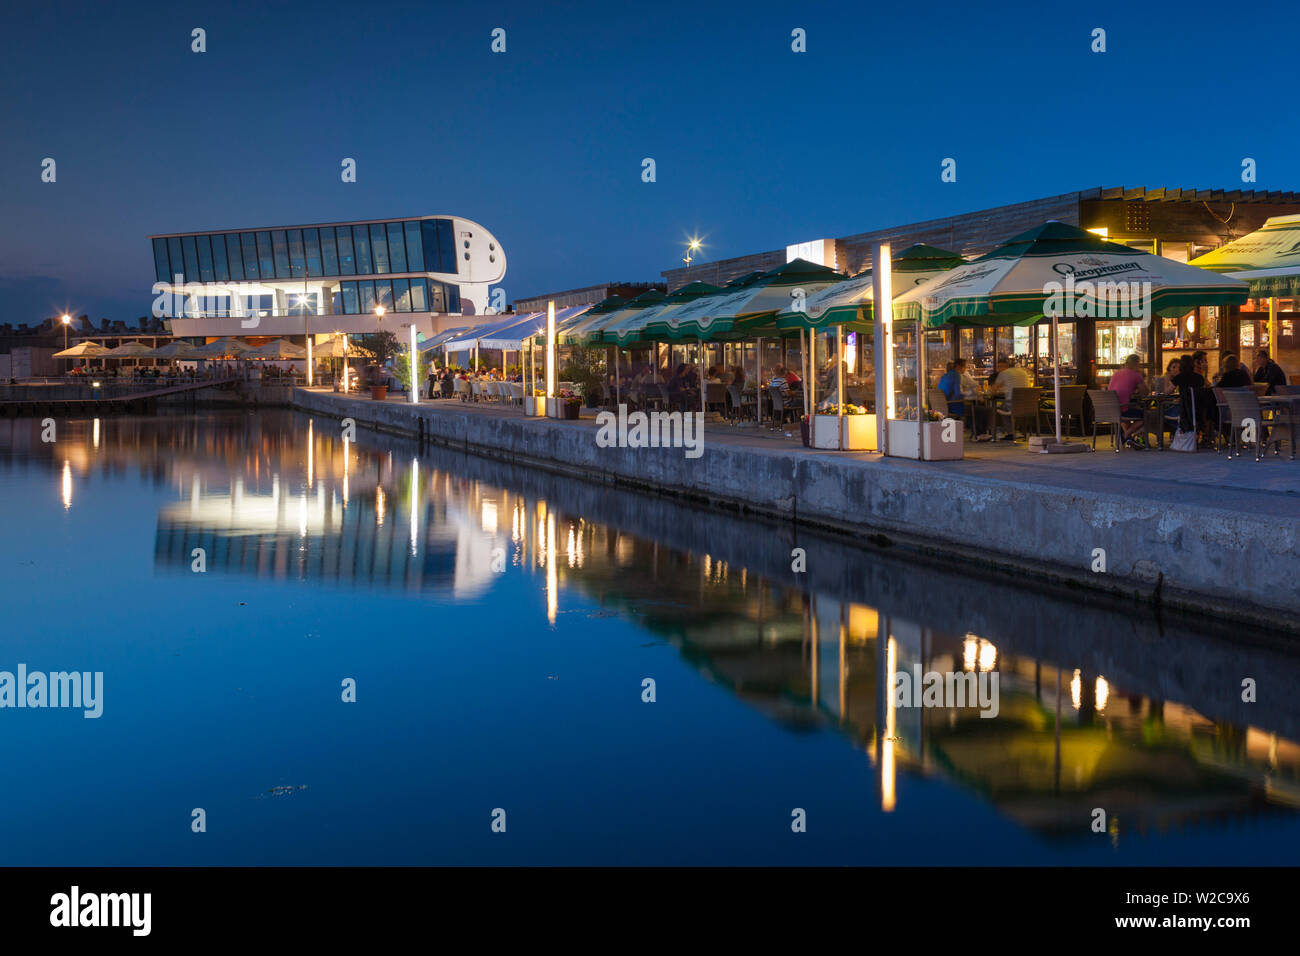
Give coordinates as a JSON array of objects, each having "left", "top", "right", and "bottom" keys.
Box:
[
  {"left": 1087, "top": 227, "right": 1109, "bottom": 238},
  {"left": 1185, "top": 314, "right": 1196, "bottom": 335},
  {"left": 545, "top": 301, "right": 556, "bottom": 399},
  {"left": 61, "top": 313, "right": 71, "bottom": 324},
  {"left": 872, "top": 241, "right": 894, "bottom": 452},
  {"left": 1095, "top": 675, "right": 1109, "bottom": 712}
]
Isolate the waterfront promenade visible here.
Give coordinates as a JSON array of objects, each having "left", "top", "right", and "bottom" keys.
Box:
[{"left": 293, "top": 387, "right": 1300, "bottom": 634}]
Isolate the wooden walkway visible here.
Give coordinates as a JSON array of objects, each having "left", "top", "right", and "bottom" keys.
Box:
[{"left": 0, "top": 378, "right": 239, "bottom": 416}]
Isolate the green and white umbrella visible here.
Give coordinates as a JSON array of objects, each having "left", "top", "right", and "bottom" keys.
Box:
[
  {"left": 659, "top": 259, "right": 843, "bottom": 341},
  {"left": 896, "top": 221, "right": 1248, "bottom": 327},
  {"left": 1189, "top": 214, "right": 1300, "bottom": 297},
  {"left": 149, "top": 340, "right": 201, "bottom": 359},
  {"left": 104, "top": 341, "right": 156, "bottom": 358},
  {"left": 896, "top": 221, "right": 1249, "bottom": 444},
  {"left": 776, "top": 244, "right": 964, "bottom": 334},
  {"left": 614, "top": 282, "right": 720, "bottom": 344},
  {"left": 558, "top": 294, "right": 645, "bottom": 347}
]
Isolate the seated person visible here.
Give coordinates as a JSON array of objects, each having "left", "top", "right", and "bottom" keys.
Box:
[
  {"left": 1107, "top": 353, "right": 1149, "bottom": 447},
  {"left": 1214, "top": 353, "right": 1252, "bottom": 389},
  {"left": 1253, "top": 349, "right": 1287, "bottom": 394},
  {"left": 937, "top": 358, "right": 969, "bottom": 419},
  {"left": 974, "top": 360, "right": 1030, "bottom": 439},
  {"left": 1152, "top": 358, "right": 1180, "bottom": 395}
]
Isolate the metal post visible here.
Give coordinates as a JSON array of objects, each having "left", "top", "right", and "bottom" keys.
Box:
[
  {"left": 916, "top": 324, "right": 924, "bottom": 456},
  {"left": 872, "top": 242, "right": 893, "bottom": 455},
  {"left": 836, "top": 324, "right": 845, "bottom": 446}
]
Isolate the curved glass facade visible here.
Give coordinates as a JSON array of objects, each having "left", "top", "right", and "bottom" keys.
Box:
[{"left": 151, "top": 218, "right": 462, "bottom": 290}]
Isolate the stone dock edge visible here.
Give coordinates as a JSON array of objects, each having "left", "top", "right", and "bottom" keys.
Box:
[{"left": 292, "top": 388, "right": 1300, "bottom": 638}]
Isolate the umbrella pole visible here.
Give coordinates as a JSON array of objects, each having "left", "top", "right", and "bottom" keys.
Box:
[
  {"left": 755, "top": 337, "right": 762, "bottom": 425},
  {"left": 916, "top": 323, "right": 924, "bottom": 457},
  {"left": 699, "top": 337, "right": 705, "bottom": 418},
  {"left": 837, "top": 325, "right": 845, "bottom": 445},
  {"left": 1053, "top": 312, "right": 1062, "bottom": 443},
  {"left": 800, "top": 328, "right": 808, "bottom": 419},
  {"left": 614, "top": 345, "right": 620, "bottom": 405}
]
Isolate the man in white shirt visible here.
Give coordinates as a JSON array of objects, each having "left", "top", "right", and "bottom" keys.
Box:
[{"left": 975, "top": 360, "right": 1031, "bottom": 439}]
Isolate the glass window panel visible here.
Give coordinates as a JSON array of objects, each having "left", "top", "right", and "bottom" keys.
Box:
[
  {"left": 359, "top": 280, "right": 376, "bottom": 314},
  {"left": 392, "top": 278, "right": 411, "bottom": 312},
  {"left": 340, "top": 281, "right": 359, "bottom": 315},
  {"left": 332, "top": 290, "right": 343, "bottom": 314},
  {"left": 225, "top": 234, "right": 244, "bottom": 281},
  {"left": 304, "top": 228, "right": 322, "bottom": 277},
  {"left": 196, "top": 234, "right": 215, "bottom": 282},
  {"left": 387, "top": 222, "right": 407, "bottom": 272},
  {"left": 211, "top": 234, "right": 229, "bottom": 282},
  {"left": 152, "top": 238, "right": 170, "bottom": 283},
  {"left": 256, "top": 232, "right": 275, "bottom": 279},
  {"left": 167, "top": 237, "right": 184, "bottom": 282},
  {"left": 446, "top": 283, "right": 461, "bottom": 313},
  {"left": 241, "top": 232, "right": 259, "bottom": 279},
  {"left": 320, "top": 228, "right": 338, "bottom": 275},
  {"left": 420, "top": 220, "right": 440, "bottom": 276},
  {"left": 272, "top": 229, "right": 290, "bottom": 278},
  {"left": 370, "top": 223, "right": 389, "bottom": 273},
  {"left": 375, "top": 280, "right": 393, "bottom": 311},
  {"left": 181, "top": 236, "right": 200, "bottom": 282},
  {"left": 353, "top": 226, "right": 372, "bottom": 274},
  {"left": 409, "top": 278, "right": 427, "bottom": 312},
  {"left": 287, "top": 229, "right": 306, "bottom": 278},
  {"left": 404, "top": 222, "right": 424, "bottom": 272},
  {"left": 335, "top": 227, "right": 355, "bottom": 275},
  {"left": 437, "top": 220, "right": 457, "bottom": 274}
]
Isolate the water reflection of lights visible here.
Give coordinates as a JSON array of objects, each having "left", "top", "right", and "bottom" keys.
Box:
[
  {"left": 566, "top": 524, "right": 576, "bottom": 568},
  {"left": 546, "top": 511, "right": 557, "bottom": 625},
  {"left": 1095, "top": 675, "right": 1109, "bottom": 713},
  {"left": 481, "top": 500, "right": 498, "bottom": 535},
  {"left": 882, "top": 635, "right": 897, "bottom": 812},
  {"left": 409, "top": 458, "right": 419, "bottom": 557},
  {"left": 375, "top": 485, "right": 386, "bottom": 526},
  {"left": 962, "top": 634, "right": 997, "bottom": 673},
  {"left": 1071, "top": 669, "right": 1083, "bottom": 710},
  {"left": 61, "top": 460, "right": 72, "bottom": 510},
  {"left": 298, "top": 493, "right": 307, "bottom": 537},
  {"left": 92, "top": 418, "right": 100, "bottom": 449}
]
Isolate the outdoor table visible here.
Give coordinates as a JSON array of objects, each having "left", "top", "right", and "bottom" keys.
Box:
[
  {"left": 1259, "top": 395, "right": 1300, "bottom": 460},
  {"left": 1142, "top": 394, "right": 1181, "bottom": 450}
]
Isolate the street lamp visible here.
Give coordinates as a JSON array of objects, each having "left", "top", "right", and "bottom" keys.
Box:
[
  {"left": 297, "top": 292, "right": 312, "bottom": 387},
  {"left": 683, "top": 238, "right": 702, "bottom": 269},
  {"left": 61, "top": 314, "right": 71, "bottom": 349}
]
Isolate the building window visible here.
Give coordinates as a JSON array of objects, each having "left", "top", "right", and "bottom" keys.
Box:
[
  {"left": 437, "top": 220, "right": 456, "bottom": 274},
  {"left": 404, "top": 222, "right": 424, "bottom": 272},
  {"left": 392, "top": 278, "right": 410, "bottom": 312},
  {"left": 256, "top": 231, "right": 275, "bottom": 279},
  {"left": 211, "top": 234, "right": 229, "bottom": 282},
  {"left": 354, "top": 226, "right": 373, "bottom": 274},
  {"left": 320, "top": 229, "right": 338, "bottom": 275},
  {"left": 340, "top": 281, "right": 359, "bottom": 314},
  {"left": 226, "top": 234, "right": 245, "bottom": 281},
  {"left": 370, "top": 223, "right": 389, "bottom": 273},
  {"left": 181, "top": 236, "right": 200, "bottom": 283},
  {"left": 272, "top": 229, "right": 290, "bottom": 278},
  {"left": 287, "top": 229, "right": 306, "bottom": 278},
  {"left": 304, "top": 228, "right": 322, "bottom": 277},
  {"left": 153, "top": 238, "right": 170, "bottom": 283},
  {"left": 359, "top": 280, "right": 376, "bottom": 314},
  {"left": 240, "top": 232, "right": 259, "bottom": 279},
  {"left": 167, "top": 237, "right": 184, "bottom": 282},
  {"left": 196, "top": 234, "right": 215, "bottom": 282},
  {"left": 409, "top": 277, "right": 427, "bottom": 312},
  {"left": 387, "top": 222, "right": 407, "bottom": 273},
  {"left": 375, "top": 279, "right": 393, "bottom": 312},
  {"left": 336, "top": 227, "right": 355, "bottom": 275}
]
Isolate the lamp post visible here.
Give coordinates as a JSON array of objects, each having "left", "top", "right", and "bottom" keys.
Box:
[
  {"left": 683, "top": 238, "right": 701, "bottom": 269},
  {"left": 60, "top": 314, "right": 71, "bottom": 375},
  {"left": 298, "top": 284, "right": 313, "bottom": 387},
  {"left": 406, "top": 322, "right": 419, "bottom": 405}
]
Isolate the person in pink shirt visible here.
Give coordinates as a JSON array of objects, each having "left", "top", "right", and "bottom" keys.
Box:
[{"left": 1108, "top": 354, "right": 1149, "bottom": 446}]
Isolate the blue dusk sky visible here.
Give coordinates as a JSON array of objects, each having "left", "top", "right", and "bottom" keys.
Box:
[{"left": 0, "top": 0, "right": 1291, "bottom": 323}]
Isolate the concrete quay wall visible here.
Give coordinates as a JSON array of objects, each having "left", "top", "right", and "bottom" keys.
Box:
[{"left": 293, "top": 388, "right": 1300, "bottom": 634}]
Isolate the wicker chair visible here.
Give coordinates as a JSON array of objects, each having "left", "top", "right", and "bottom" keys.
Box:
[
  {"left": 996, "top": 387, "right": 1044, "bottom": 440},
  {"left": 1086, "top": 389, "right": 1123, "bottom": 452}
]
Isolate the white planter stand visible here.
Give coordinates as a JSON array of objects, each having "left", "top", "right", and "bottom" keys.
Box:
[
  {"left": 523, "top": 395, "right": 545, "bottom": 417},
  {"left": 887, "top": 418, "right": 964, "bottom": 460},
  {"left": 812, "top": 413, "right": 877, "bottom": 450}
]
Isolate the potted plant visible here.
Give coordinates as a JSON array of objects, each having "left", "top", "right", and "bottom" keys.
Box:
[
  {"left": 811, "top": 403, "right": 877, "bottom": 450},
  {"left": 561, "top": 389, "right": 582, "bottom": 420},
  {"left": 887, "top": 408, "right": 963, "bottom": 460}
]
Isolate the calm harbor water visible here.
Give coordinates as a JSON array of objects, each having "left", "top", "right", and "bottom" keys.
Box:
[{"left": 1, "top": 409, "right": 1297, "bottom": 865}]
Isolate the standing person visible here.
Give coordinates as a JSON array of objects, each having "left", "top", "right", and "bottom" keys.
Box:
[
  {"left": 1253, "top": 348, "right": 1287, "bottom": 394},
  {"left": 1108, "top": 354, "right": 1149, "bottom": 447}
]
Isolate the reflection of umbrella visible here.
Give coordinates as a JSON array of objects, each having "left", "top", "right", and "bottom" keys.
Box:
[
  {"left": 897, "top": 221, "right": 1249, "bottom": 444},
  {"left": 104, "top": 341, "right": 155, "bottom": 358},
  {"left": 53, "top": 341, "right": 112, "bottom": 359},
  {"left": 149, "top": 340, "right": 201, "bottom": 359},
  {"left": 242, "top": 339, "right": 307, "bottom": 360},
  {"left": 191, "top": 337, "right": 250, "bottom": 358},
  {"left": 311, "top": 337, "right": 374, "bottom": 359}
]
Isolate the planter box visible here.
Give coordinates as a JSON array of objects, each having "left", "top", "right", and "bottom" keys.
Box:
[
  {"left": 887, "top": 418, "right": 964, "bottom": 460},
  {"left": 812, "top": 413, "right": 877, "bottom": 450},
  {"left": 523, "top": 396, "right": 545, "bottom": 417},
  {"left": 370, "top": 385, "right": 388, "bottom": 400},
  {"left": 545, "top": 397, "right": 563, "bottom": 418}
]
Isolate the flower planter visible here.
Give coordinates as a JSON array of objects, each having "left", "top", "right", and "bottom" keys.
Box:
[
  {"left": 562, "top": 403, "right": 581, "bottom": 420},
  {"left": 812, "top": 413, "right": 877, "bottom": 450},
  {"left": 523, "top": 395, "right": 545, "bottom": 417},
  {"left": 370, "top": 385, "right": 388, "bottom": 400},
  {"left": 887, "top": 418, "right": 964, "bottom": 460}
]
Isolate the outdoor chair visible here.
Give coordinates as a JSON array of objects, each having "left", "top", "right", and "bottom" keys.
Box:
[
  {"left": 705, "top": 382, "right": 726, "bottom": 414},
  {"left": 454, "top": 378, "right": 471, "bottom": 402},
  {"left": 1086, "top": 389, "right": 1123, "bottom": 452},
  {"left": 1212, "top": 388, "right": 1232, "bottom": 453},
  {"left": 1277, "top": 384, "right": 1300, "bottom": 396},
  {"left": 1055, "top": 385, "right": 1087, "bottom": 437},
  {"left": 769, "top": 388, "right": 794, "bottom": 429},
  {"left": 926, "top": 388, "right": 953, "bottom": 418},
  {"left": 996, "top": 387, "right": 1044, "bottom": 441},
  {"left": 1225, "top": 389, "right": 1290, "bottom": 460}
]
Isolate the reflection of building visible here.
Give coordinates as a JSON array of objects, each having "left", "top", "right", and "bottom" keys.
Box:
[{"left": 150, "top": 215, "right": 505, "bottom": 339}]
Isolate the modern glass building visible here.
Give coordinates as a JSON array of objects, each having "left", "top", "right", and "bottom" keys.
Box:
[{"left": 150, "top": 215, "right": 505, "bottom": 338}]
